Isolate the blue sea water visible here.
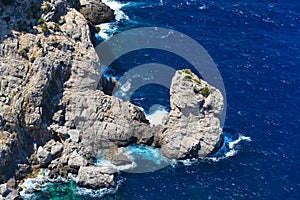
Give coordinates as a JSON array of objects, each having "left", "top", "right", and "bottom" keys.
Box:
[
  {"left": 25, "top": 0, "right": 300, "bottom": 199},
  {"left": 101, "top": 0, "right": 300, "bottom": 199}
]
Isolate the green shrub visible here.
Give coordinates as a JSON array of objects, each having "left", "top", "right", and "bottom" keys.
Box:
[
  {"left": 184, "top": 75, "right": 192, "bottom": 81},
  {"left": 36, "top": 41, "right": 43, "bottom": 48},
  {"left": 200, "top": 86, "right": 210, "bottom": 97},
  {"left": 183, "top": 69, "right": 193, "bottom": 75},
  {"left": 41, "top": 2, "right": 51, "bottom": 13},
  {"left": 37, "top": 18, "right": 44, "bottom": 24},
  {"left": 57, "top": 44, "right": 63, "bottom": 50},
  {"left": 41, "top": 23, "right": 48, "bottom": 33},
  {"left": 19, "top": 49, "right": 28, "bottom": 58},
  {"left": 192, "top": 78, "right": 201, "bottom": 84},
  {"left": 54, "top": 23, "right": 60, "bottom": 31},
  {"left": 30, "top": 57, "right": 36, "bottom": 63}
]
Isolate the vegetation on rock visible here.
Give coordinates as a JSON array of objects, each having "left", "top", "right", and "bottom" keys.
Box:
[
  {"left": 200, "top": 86, "right": 210, "bottom": 97},
  {"left": 41, "top": 23, "right": 48, "bottom": 33}
]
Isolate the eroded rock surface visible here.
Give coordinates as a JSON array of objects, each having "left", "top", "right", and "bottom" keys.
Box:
[
  {"left": 0, "top": 0, "right": 224, "bottom": 197},
  {"left": 76, "top": 166, "right": 116, "bottom": 188},
  {"left": 79, "top": 0, "right": 115, "bottom": 24},
  {"left": 159, "top": 70, "right": 224, "bottom": 159}
]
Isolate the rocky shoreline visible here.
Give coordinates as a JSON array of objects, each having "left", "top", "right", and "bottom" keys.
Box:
[{"left": 0, "top": 0, "right": 224, "bottom": 199}]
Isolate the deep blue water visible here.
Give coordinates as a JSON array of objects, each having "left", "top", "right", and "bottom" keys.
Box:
[
  {"left": 105, "top": 0, "right": 300, "bottom": 199},
  {"left": 27, "top": 0, "right": 300, "bottom": 199}
]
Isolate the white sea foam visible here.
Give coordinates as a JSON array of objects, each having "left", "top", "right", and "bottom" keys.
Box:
[
  {"left": 102, "top": 0, "right": 129, "bottom": 21},
  {"left": 19, "top": 167, "right": 121, "bottom": 199},
  {"left": 19, "top": 169, "right": 50, "bottom": 199},
  {"left": 198, "top": 5, "right": 207, "bottom": 10},
  {"left": 98, "top": 0, "right": 130, "bottom": 40},
  {"left": 122, "top": 145, "right": 170, "bottom": 173},
  {"left": 207, "top": 134, "right": 252, "bottom": 162},
  {"left": 98, "top": 23, "right": 118, "bottom": 40},
  {"left": 228, "top": 135, "right": 251, "bottom": 149},
  {"left": 113, "top": 79, "right": 132, "bottom": 100},
  {"left": 95, "top": 145, "right": 170, "bottom": 173},
  {"left": 178, "top": 158, "right": 198, "bottom": 166},
  {"left": 121, "top": 80, "right": 132, "bottom": 93},
  {"left": 124, "top": 145, "right": 169, "bottom": 165},
  {"left": 146, "top": 104, "right": 169, "bottom": 126},
  {"left": 75, "top": 179, "right": 123, "bottom": 198},
  {"left": 95, "top": 152, "right": 137, "bottom": 171}
]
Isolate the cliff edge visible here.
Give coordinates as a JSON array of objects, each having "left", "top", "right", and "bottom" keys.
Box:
[{"left": 0, "top": 0, "right": 224, "bottom": 198}]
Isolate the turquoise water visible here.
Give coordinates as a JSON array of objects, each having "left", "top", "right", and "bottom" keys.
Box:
[{"left": 22, "top": 132, "right": 250, "bottom": 199}]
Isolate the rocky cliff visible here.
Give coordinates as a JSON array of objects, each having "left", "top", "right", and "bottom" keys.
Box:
[{"left": 0, "top": 0, "right": 224, "bottom": 199}]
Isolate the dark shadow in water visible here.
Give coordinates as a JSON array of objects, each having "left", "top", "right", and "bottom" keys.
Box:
[{"left": 130, "top": 84, "right": 171, "bottom": 113}]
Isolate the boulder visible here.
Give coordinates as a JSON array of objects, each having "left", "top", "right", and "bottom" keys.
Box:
[
  {"left": 51, "top": 143, "right": 64, "bottom": 157},
  {"left": 111, "top": 153, "right": 133, "bottom": 167},
  {"left": 79, "top": 0, "right": 115, "bottom": 24},
  {"left": 67, "top": 130, "right": 81, "bottom": 143},
  {"left": 76, "top": 166, "right": 115, "bottom": 188},
  {"left": 37, "top": 147, "right": 52, "bottom": 167},
  {"left": 67, "top": 151, "right": 88, "bottom": 169}
]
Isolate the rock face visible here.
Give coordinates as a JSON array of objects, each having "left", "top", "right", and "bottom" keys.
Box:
[
  {"left": 0, "top": 0, "right": 224, "bottom": 196},
  {"left": 37, "top": 147, "right": 52, "bottom": 167},
  {"left": 76, "top": 166, "right": 116, "bottom": 188},
  {"left": 0, "top": 0, "right": 123, "bottom": 183},
  {"left": 159, "top": 70, "right": 224, "bottom": 159},
  {"left": 79, "top": 0, "right": 115, "bottom": 24}
]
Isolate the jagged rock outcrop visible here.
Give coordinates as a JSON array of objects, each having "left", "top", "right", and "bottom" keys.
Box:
[
  {"left": 0, "top": 0, "right": 224, "bottom": 197},
  {"left": 158, "top": 70, "right": 224, "bottom": 159},
  {"left": 0, "top": 0, "right": 121, "bottom": 186}
]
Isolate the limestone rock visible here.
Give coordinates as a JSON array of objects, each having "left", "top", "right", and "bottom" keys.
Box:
[
  {"left": 51, "top": 143, "right": 64, "bottom": 157},
  {"left": 0, "top": 183, "right": 21, "bottom": 200},
  {"left": 37, "top": 147, "right": 52, "bottom": 167},
  {"left": 79, "top": 0, "right": 115, "bottom": 24},
  {"left": 15, "top": 164, "right": 32, "bottom": 180},
  {"left": 159, "top": 70, "right": 224, "bottom": 159},
  {"left": 76, "top": 166, "right": 115, "bottom": 188},
  {"left": 67, "top": 151, "right": 88, "bottom": 169},
  {"left": 0, "top": 0, "right": 224, "bottom": 191},
  {"left": 111, "top": 153, "right": 133, "bottom": 167}
]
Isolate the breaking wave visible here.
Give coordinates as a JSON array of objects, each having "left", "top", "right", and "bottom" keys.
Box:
[{"left": 97, "top": 0, "right": 130, "bottom": 40}]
